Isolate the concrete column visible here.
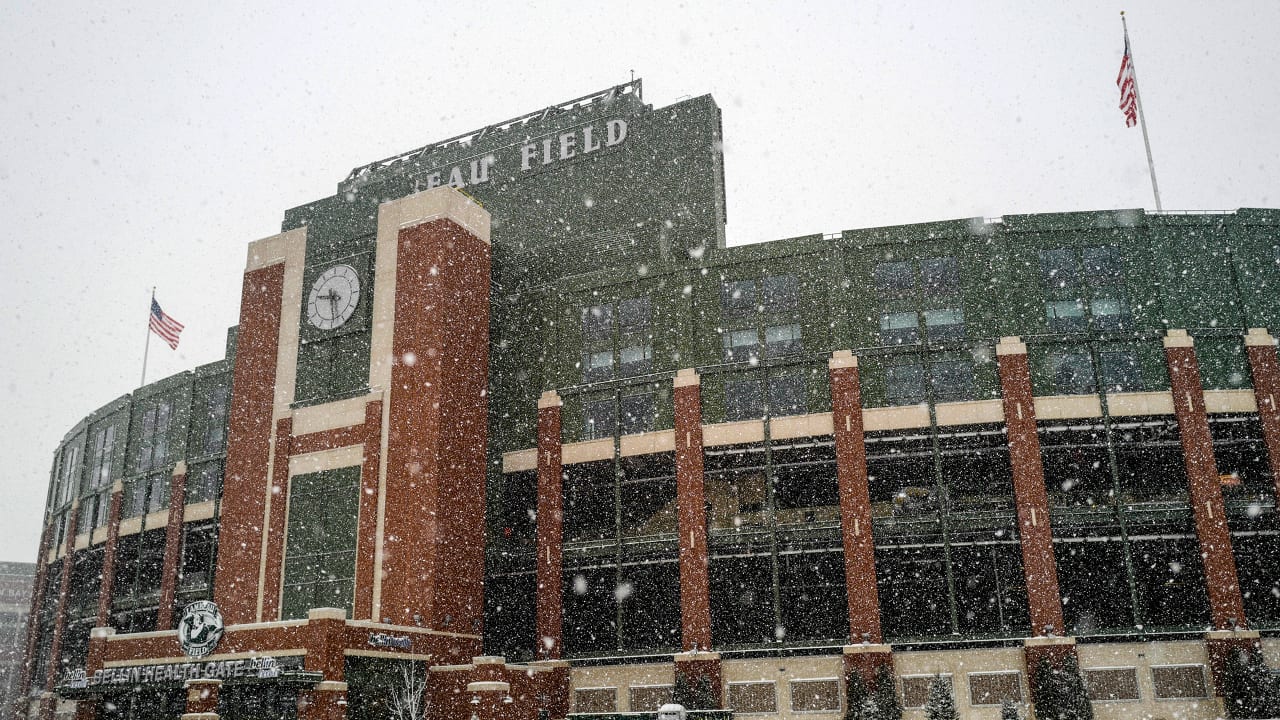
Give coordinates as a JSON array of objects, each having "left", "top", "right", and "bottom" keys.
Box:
[
  {"left": 673, "top": 369, "right": 712, "bottom": 652},
  {"left": 157, "top": 461, "right": 189, "bottom": 629},
  {"left": 828, "top": 351, "right": 881, "bottom": 643},
  {"left": 1244, "top": 328, "right": 1280, "bottom": 502},
  {"left": 1163, "top": 329, "right": 1247, "bottom": 630},
  {"left": 181, "top": 678, "right": 222, "bottom": 719},
  {"left": 94, "top": 481, "right": 124, "bottom": 627},
  {"left": 535, "top": 391, "right": 564, "bottom": 660},
  {"left": 995, "top": 337, "right": 1066, "bottom": 636}
]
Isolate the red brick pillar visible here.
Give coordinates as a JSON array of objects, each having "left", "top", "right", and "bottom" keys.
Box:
[
  {"left": 43, "top": 500, "right": 81, "bottom": 713},
  {"left": 1205, "top": 629, "right": 1263, "bottom": 697},
  {"left": 15, "top": 521, "right": 53, "bottom": 720},
  {"left": 529, "top": 659, "right": 570, "bottom": 720},
  {"left": 535, "top": 391, "right": 564, "bottom": 660},
  {"left": 1244, "top": 328, "right": 1280, "bottom": 502},
  {"left": 298, "top": 608, "right": 348, "bottom": 720},
  {"left": 157, "top": 462, "right": 189, "bottom": 629},
  {"left": 828, "top": 351, "right": 881, "bottom": 643},
  {"left": 468, "top": 679, "right": 516, "bottom": 720},
  {"left": 995, "top": 336, "right": 1066, "bottom": 636},
  {"left": 94, "top": 481, "right": 124, "bottom": 627},
  {"left": 1164, "top": 329, "right": 1247, "bottom": 630},
  {"left": 673, "top": 369, "right": 712, "bottom": 653},
  {"left": 842, "top": 645, "right": 894, "bottom": 689},
  {"left": 261, "top": 417, "right": 292, "bottom": 622},
  {"left": 182, "top": 678, "right": 222, "bottom": 719}
]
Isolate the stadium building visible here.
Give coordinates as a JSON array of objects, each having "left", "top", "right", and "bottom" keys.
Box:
[{"left": 18, "top": 81, "right": 1280, "bottom": 720}]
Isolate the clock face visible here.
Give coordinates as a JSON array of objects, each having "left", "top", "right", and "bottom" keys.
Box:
[{"left": 306, "top": 264, "right": 361, "bottom": 330}]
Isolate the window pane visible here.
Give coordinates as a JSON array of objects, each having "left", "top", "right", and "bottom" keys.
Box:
[
  {"left": 874, "top": 261, "right": 914, "bottom": 299},
  {"left": 724, "top": 329, "right": 760, "bottom": 362},
  {"left": 924, "top": 307, "right": 965, "bottom": 342},
  {"left": 790, "top": 680, "right": 840, "bottom": 712},
  {"left": 880, "top": 311, "right": 920, "bottom": 345},
  {"left": 725, "top": 379, "right": 764, "bottom": 421},
  {"left": 886, "top": 365, "right": 924, "bottom": 405},
  {"left": 1046, "top": 299, "right": 1087, "bottom": 332},
  {"left": 618, "top": 297, "right": 650, "bottom": 336},
  {"left": 1084, "top": 668, "right": 1139, "bottom": 701},
  {"left": 921, "top": 256, "right": 960, "bottom": 300},
  {"left": 901, "top": 676, "right": 947, "bottom": 709},
  {"left": 769, "top": 375, "right": 806, "bottom": 416},
  {"left": 1083, "top": 246, "right": 1123, "bottom": 284},
  {"left": 764, "top": 323, "right": 802, "bottom": 356},
  {"left": 582, "top": 304, "right": 613, "bottom": 344},
  {"left": 574, "top": 689, "right": 617, "bottom": 713},
  {"left": 722, "top": 279, "right": 758, "bottom": 318},
  {"left": 762, "top": 274, "right": 799, "bottom": 313},
  {"left": 1091, "top": 296, "right": 1131, "bottom": 330},
  {"left": 931, "top": 359, "right": 974, "bottom": 402},
  {"left": 628, "top": 686, "right": 672, "bottom": 712},
  {"left": 619, "top": 344, "right": 652, "bottom": 376},
  {"left": 619, "top": 394, "right": 655, "bottom": 435},
  {"left": 1040, "top": 248, "right": 1079, "bottom": 288},
  {"left": 1100, "top": 350, "right": 1140, "bottom": 392},
  {"left": 584, "top": 399, "right": 615, "bottom": 440},
  {"left": 583, "top": 349, "right": 614, "bottom": 381},
  {"left": 727, "top": 682, "right": 777, "bottom": 714},
  {"left": 968, "top": 673, "right": 1022, "bottom": 706},
  {"left": 1151, "top": 666, "right": 1207, "bottom": 699},
  {"left": 1050, "top": 351, "right": 1094, "bottom": 394}
]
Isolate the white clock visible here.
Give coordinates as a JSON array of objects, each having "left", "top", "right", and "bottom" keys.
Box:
[{"left": 306, "top": 264, "right": 361, "bottom": 330}]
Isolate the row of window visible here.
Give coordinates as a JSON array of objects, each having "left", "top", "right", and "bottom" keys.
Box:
[{"left": 571, "top": 664, "right": 1209, "bottom": 715}]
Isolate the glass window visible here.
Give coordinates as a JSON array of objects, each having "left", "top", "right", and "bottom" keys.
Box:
[
  {"left": 725, "top": 379, "right": 764, "bottom": 421},
  {"left": 618, "top": 297, "right": 650, "bottom": 336},
  {"left": 727, "top": 682, "right": 777, "bottom": 714},
  {"left": 619, "top": 343, "right": 653, "bottom": 376},
  {"left": 1050, "top": 351, "right": 1094, "bottom": 395},
  {"left": 201, "top": 383, "right": 230, "bottom": 455},
  {"left": 764, "top": 323, "right": 802, "bottom": 356},
  {"left": 923, "top": 307, "right": 964, "bottom": 342},
  {"left": 1151, "top": 666, "right": 1207, "bottom": 699},
  {"left": 921, "top": 256, "right": 960, "bottom": 300},
  {"left": 619, "top": 394, "right": 655, "bottom": 435},
  {"left": 146, "top": 473, "right": 169, "bottom": 513},
  {"left": 137, "top": 398, "right": 174, "bottom": 473},
  {"left": 574, "top": 688, "right": 617, "bottom": 714},
  {"left": 874, "top": 261, "right": 914, "bottom": 299},
  {"left": 583, "top": 399, "right": 615, "bottom": 440},
  {"left": 90, "top": 424, "right": 117, "bottom": 490},
  {"left": 762, "top": 275, "right": 799, "bottom": 313},
  {"left": 721, "top": 279, "right": 758, "bottom": 318},
  {"left": 769, "top": 375, "right": 806, "bottom": 416},
  {"left": 629, "top": 686, "right": 673, "bottom": 712},
  {"left": 583, "top": 349, "right": 614, "bottom": 381},
  {"left": 931, "top": 359, "right": 975, "bottom": 402},
  {"left": 790, "top": 680, "right": 840, "bottom": 712},
  {"left": 1100, "top": 350, "right": 1140, "bottom": 392},
  {"left": 968, "top": 673, "right": 1022, "bottom": 706},
  {"left": 1046, "top": 299, "right": 1087, "bottom": 332},
  {"left": 1040, "top": 248, "right": 1079, "bottom": 288},
  {"left": 582, "top": 304, "right": 613, "bottom": 344},
  {"left": 1083, "top": 246, "right": 1123, "bottom": 284},
  {"left": 724, "top": 328, "right": 760, "bottom": 362},
  {"left": 886, "top": 364, "right": 925, "bottom": 405},
  {"left": 1091, "top": 297, "right": 1131, "bottom": 331},
  {"left": 901, "top": 676, "right": 948, "bottom": 709},
  {"left": 281, "top": 467, "right": 359, "bottom": 620},
  {"left": 879, "top": 311, "right": 920, "bottom": 345}
]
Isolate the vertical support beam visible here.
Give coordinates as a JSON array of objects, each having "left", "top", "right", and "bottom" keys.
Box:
[
  {"left": 40, "top": 499, "right": 80, "bottom": 712},
  {"left": 15, "top": 522, "right": 53, "bottom": 720},
  {"left": 673, "top": 651, "right": 723, "bottom": 710},
  {"left": 535, "top": 391, "right": 564, "bottom": 660},
  {"left": 673, "top": 369, "right": 712, "bottom": 652},
  {"left": 216, "top": 258, "right": 286, "bottom": 626},
  {"left": 528, "top": 659, "right": 570, "bottom": 720},
  {"left": 828, "top": 351, "right": 881, "bottom": 643},
  {"left": 1244, "top": 328, "right": 1280, "bottom": 502},
  {"left": 353, "top": 399, "right": 383, "bottom": 621},
  {"left": 842, "top": 645, "right": 894, "bottom": 689},
  {"left": 1163, "top": 329, "right": 1247, "bottom": 630},
  {"left": 299, "top": 608, "right": 348, "bottom": 720},
  {"left": 995, "top": 336, "right": 1066, "bottom": 636},
  {"left": 93, "top": 482, "right": 124, "bottom": 627},
  {"left": 156, "top": 461, "right": 189, "bottom": 629},
  {"left": 260, "top": 418, "right": 292, "bottom": 622}
]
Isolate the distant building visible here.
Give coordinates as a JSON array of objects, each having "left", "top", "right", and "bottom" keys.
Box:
[
  {"left": 19, "top": 81, "right": 1280, "bottom": 720},
  {"left": 0, "top": 562, "right": 34, "bottom": 720}
]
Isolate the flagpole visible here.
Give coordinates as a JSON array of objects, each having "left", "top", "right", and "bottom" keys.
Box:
[
  {"left": 141, "top": 287, "right": 154, "bottom": 386},
  {"left": 1122, "top": 12, "right": 1163, "bottom": 212}
]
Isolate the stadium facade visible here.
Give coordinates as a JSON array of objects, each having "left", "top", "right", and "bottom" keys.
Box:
[{"left": 18, "top": 81, "right": 1280, "bottom": 720}]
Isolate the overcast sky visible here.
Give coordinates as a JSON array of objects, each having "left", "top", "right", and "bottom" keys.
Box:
[{"left": 1, "top": 1, "right": 1277, "bottom": 562}]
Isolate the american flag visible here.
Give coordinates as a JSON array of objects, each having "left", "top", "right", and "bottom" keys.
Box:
[
  {"left": 1116, "top": 35, "right": 1138, "bottom": 128},
  {"left": 149, "top": 298, "right": 184, "bottom": 350}
]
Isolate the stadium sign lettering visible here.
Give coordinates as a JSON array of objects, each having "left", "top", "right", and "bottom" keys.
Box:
[
  {"left": 417, "top": 118, "right": 628, "bottom": 192},
  {"left": 64, "top": 656, "right": 289, "bottom": 689}
]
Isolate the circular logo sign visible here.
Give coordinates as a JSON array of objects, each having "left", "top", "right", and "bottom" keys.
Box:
[{"left": 178, "top": 601, "right": 225, "bottom": 658}]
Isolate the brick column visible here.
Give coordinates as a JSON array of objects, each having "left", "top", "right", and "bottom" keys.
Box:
[
  {"left": 535, "top": 391, "right": 564, "bottom": 660},
  {"left": 1164, "top": 329, "right": 1247, "bottom": 630},
  {"left": 528, "top": 659, "right": 570, "bottom": 720},
  {"left": 1244, "top": 328, "right": 1280, "bottom": 502},
  {"left": 995, "top": 336, "right": 1066, "bottom": 636},
  {"left": 94, "top": 481, "right": 124, "bottom": 627},
  {"left": 261, "top": 418, "right": 292, "bottom": 622},
  {"left": 298, "top": 608, "right": 348, "bottom": 720},
  {"left": 828, "top": 351, "right": 881, "bottom": 643},
  {"left": 842, "top": 645, "right": 895, "bottom": 689},
  {"left": 15, "top": 521, "right": 53, "bottom": 720},
  {"left": 673, "top": 369, "right": 712, "bottom": 653},
  {"left": 182, "top": 678, "right": 222, "bottom": 719},
  {"left": 43, "top": 500, "right": 80, "bottom": 709},
  {"left": 157, "top": 462, "right": 189, "bottom": 629},
  {"left": 674, "top": 651, "right": 722, "bottom": 709}
]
